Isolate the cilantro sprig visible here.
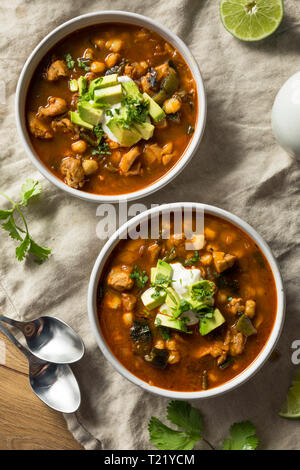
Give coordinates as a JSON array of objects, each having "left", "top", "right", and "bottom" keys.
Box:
[
  {"left": 65, "top": 53, "right": 75, "bottom": 70},
  {"left": 149, "top": 401, "right": 258, "bottom": 451},
  {"left": 0, "top": 180, "right": 51, "bottom": 263}
]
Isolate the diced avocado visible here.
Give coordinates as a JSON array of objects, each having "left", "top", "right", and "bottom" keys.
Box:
[
  {"left": 199, "top": 308, "right": 226, "bottom": 336},
  {"left": 152, "top": 260, "right": 173, "bottom": 284},
  {"left": 134, "top": 121, "right": 154, "bottom": 140},
  {"left": 89, "top": 74, "right": 118, "bottom": 99},
  {"left": 187, "top": 280, "right": 215, "bottom": 310},
  {"left": 165, "top": 287, "right": 180, "bottom": 310},
  {"left": 78, "top": 76, "right": 87, "bottom": 96},
  {"left": 69, "top": 111, "right": 94, "bottom": 130},
  {"left": 94, "top": 84, "right": 123, "bottom": 105},
  {"left": 78, "top": 101, "right": 104, "bottom": 126},
  {"left": 69, "top": 79, "right": 78, "bottom": 92},
  {"left": 236, "top": 314, "right": 257, "bottom": 337},
  {"left": 107, "top": 118, "right": 141, "bottom": 146},
  {"left": 143, "top": 92, "right": 166, "bottom": 122},
  {"left": 141, "top": 287, "right": 166, "bottom": 310},
  {"left": 151, "top": 267, "right": 157, "bottom": 283},
  {"left": 155, "top": 313, "right": 185, "bottom": 332},
  {"left": 122, "top": 80, "right": 142, "bottom": 99}
]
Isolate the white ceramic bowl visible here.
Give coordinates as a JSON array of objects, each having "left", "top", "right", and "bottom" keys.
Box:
[
  {"left": 15, "top": 11, "right": 206, "bottom": 203},
  {"left": 88, "top": 202, "right": 285, "bottom": 399}
]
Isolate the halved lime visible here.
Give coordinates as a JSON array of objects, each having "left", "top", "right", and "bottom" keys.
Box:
[
  {"left": 220, "top": 0, "right": 284, "bottom": 42},
  {"left": 279, "top": 369, "right": 300, "bottom": 419}
]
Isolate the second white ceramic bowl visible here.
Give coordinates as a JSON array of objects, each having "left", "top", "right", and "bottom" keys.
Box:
[
  {"left": 88, "top": 202, "right": 285, "bottom": 400},
  {"left": 15, "top": 11, "right": 206, "bottom": 203}
]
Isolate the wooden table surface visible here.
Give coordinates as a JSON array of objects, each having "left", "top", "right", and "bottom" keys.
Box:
[{"left": 0, "top": 331, "right": 83, "bottom": 450}]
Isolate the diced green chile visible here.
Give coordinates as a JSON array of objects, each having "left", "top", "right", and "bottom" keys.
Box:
[
  {"left": 130, "top": 321, "right": 152, "bottom": 355},
  {"left": 236, "top": 314, "right": 257, "bottom": 337},
  {"left": 145, "top": 348, "right": 169, "bottom": 369},
  {"left": 153, "top": 67, "right": 179, "bottom": 104}
]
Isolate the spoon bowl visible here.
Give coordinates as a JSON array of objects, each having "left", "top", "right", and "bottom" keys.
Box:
[
  {"left": 0, "top": 315, "right": 84, "bottom": 363},
  {"left": 0, "top": 322, "right": 81, "bottom": 413}
]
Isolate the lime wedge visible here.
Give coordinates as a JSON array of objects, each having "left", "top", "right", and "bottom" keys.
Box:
[
  {"left": 220, "top": 0, "right": 284, "bottom": 42},
  {"left": 279, "top": 369, "right": 300, "bottom": 419}
]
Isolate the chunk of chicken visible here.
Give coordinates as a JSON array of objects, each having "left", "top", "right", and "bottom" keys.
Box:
[
  {"left": 142, "top": 143, "right": 162, "bottom": 167},
  {"left": 45, "top": 60, "right": 68, "bottom": 81},
  {"left": 121, "top": 293, "right": 137, "bottom": 312},
  {"left": 213, "top": 251, "right": 237, "bottom": 273},
  {"left": 107, "top": 265, "right": 134, "bottom": 292},
  {"left": 27, "top": 112, "right": 53, "bottom": 139},
  {"left": 38, "top": 97, "right": 67, "bottom": 118},
  {"left": 119, "top": 146, "right": 140, "bottom": 174},
  {"left": 147, "top": 243, "right": 161, "bottom": 263},
  {"left": 51, "top": 117, "right": 78, "bottom": 136},
  {"left": 229, "top": 331, "right": 245, "bottom": 356},
  {"left": 60, "top": 157, "right": 85, "bottom": 189},
  {"left": 155, "top": 62, "right": 169, "bottom": 81},
  {"left": 104, "top": 292, "right": 121, "bottom": 310}
]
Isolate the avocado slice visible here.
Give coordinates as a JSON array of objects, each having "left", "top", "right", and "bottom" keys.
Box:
[
  {"left": 141, "top": 287, "right": 166, "bottom": 310},
  {"left": 143, "top": 92, "right": 166, "bottom": 122},
  {"left": 89, "top": 74, "right": 118, "bottom": 98},
  {"left": 69, "top": 111, "right": 94, "bottom": 130},
  {"left": 107, "top": 118, "right": 142, "bottom": 146},
  {"left": 94, "top": 84, "right": 123, "bottom": 105},
  {"left": 199, "top": 308, "right": 226, "bottom": 336},
  {"left": 122, "top": 80, "right": 143, "bottom": 99},
  {"left": 165, "top": 287, "right": 180, "bottom": 310},
  {"left": 78, "top": 76, "right": 87, "bottom": 96},
  {"left": 152, "top": 260, "right": 173, "bottom": 284},
  {"left": 134, "top": 121, "right": 154, "bottom": 140},
  {"left": 78, "top": 101, "right": 104, "bottom": 126},
  {"left": 155, "top": 313, "right": 185, "bottom": 332}
]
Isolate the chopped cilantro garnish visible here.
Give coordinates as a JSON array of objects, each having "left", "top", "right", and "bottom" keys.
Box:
[
  {"left": 65, "top": 53, "right": 75, "bottom": 69},
  {"left": 77, "top": 57, "right": 90, "bottom": 71},
  {"left": 130, "top": 265, "right": 149, "bottom": 288},
  {"left": 184, "top": 250, "right": 200, "bottom": 266}
]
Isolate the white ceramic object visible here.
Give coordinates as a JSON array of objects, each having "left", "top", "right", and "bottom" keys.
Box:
[
  {"left": 88, "top": 202, "right": 285, "bottom": 400},
  {"left": 15, "top": 11, "right": 206, "bottom": 203},
  {"left": 272, "top": 71, "right": 300, "bottom": 160}
]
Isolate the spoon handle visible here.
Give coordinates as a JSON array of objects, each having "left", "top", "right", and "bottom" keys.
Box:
[
  {"left": 0, "top": 314, "right": 23, "bottom": 328},
  {"left": 0, "top": 321, "right": 32, "bottom": 360}
]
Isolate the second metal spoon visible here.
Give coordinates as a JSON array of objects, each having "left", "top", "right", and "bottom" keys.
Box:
[
  {"left": 0, "top": 322, "right": 81, "bottom": 413},
  {"left": 0, "top": 314, "right": 84, "bottom": 363}
]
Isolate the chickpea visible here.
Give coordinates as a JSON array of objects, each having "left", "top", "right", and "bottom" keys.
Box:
[
  {"left": 168, "top": 351, "right": 180, "bottom": 364},
  {"left": 162, "top": 154, "right": 173, "bottom": 166},
  {"left": 82, "top": 159, "right": 98, "bottom": 175},
  {"left": 122, "top": 312, "right": 133, "bottom": 327},
  {"left": 200, "top": 253, "right": 212, "bottom": 266},
  {"left": 105, "top": 53, "right": 121, "bottom": 68},
  {"left": 106, "top": 39, "right": 124, "bottom": 52},
  {"left": 155, "top": 339, "right": 165, "bottom": 350},
  {"left": 163, "top": 96, "right": 182, "bottom": 114},
  {"left": 71, "top": 140, "right": 87, "bottom": 154},
  {"left": 90, "top": 61, "right": 106, "bottom": 74},
  {"left": 166, "top": 339, "right": 177, "bottom": 351},
  {"left": 204, "top": 227, "right": 217, "bottom": 240},
  {"left": 93, "top": 38, "right": 105, "bottom": 49},
  {"left": 162, "top": 142, "right": 173, "bottom": 155},
  {"left": 245, "top": 299, "right": 256, "bottom": 318},
  {"left": 217, "top": 290, "right": 228, "bottom": 304},
  {"left": 83, "top": 48, "right": 94, "bottom": 60}
]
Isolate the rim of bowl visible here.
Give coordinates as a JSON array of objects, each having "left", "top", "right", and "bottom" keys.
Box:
[
  {"left": 88, "top": 202, "right": 286, "bottom": 400},
  {"left": 15, "top": 11, "right": 206, "bottom": 204}
]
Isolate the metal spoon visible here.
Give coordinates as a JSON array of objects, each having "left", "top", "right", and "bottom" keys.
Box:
[
  {"left": 0, "top": 322, "right": 81, "bottom": 413},
  {"left": 0, "top": 314, "right": 84, "bottom": 364}
]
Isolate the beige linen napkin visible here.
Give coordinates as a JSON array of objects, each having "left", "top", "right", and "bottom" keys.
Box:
[{"left": 0, "top": 0, "right": 300, "bottom": 450}]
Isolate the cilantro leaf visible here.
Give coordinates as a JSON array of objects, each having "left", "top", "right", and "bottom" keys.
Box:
[
  {"left": 65, "top": 53, "right": 75, "bottom": 70},
  {"left": 148, "top": 417, "right": 198, "bottom": 450},
  {"left": 16, "top": 234, "right": 30, "bottom": 261},
  {"left": 0, "top": 180, "right": 51, "bottom": 264},
  {"left": 20, "top": 179, "right": 42, "bottom": 206},
  {"left": 130, "top": 265, "right": 149, "bottom": 289},
  {"left": 2, "top": 215, "right": 23, "bottom": 241},
  {"left": 167, "top": 401, "right": 203, "bottom": 438},
  {"left": 29, "top": 239, "right": 51, "bottom": 262},
  {"left": 222, "top": 421, "right": 258, "bottom": 450},
  {"left": 77, "top": 58, "right": 90, "bottom": 72},
  {"left": 0, "top": 209, "right": 13, "bottom": 220}
]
